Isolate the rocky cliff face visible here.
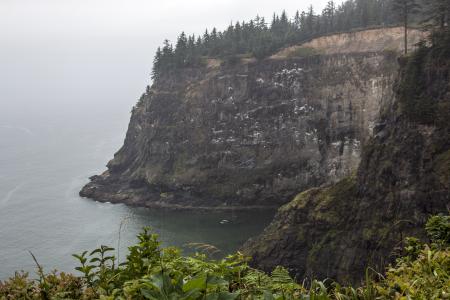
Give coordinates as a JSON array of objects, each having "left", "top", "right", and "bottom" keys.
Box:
[
  {"left": 80, "top": 27, "right": 423, "bottom": 209},
  {"left": 243, "top": 36, "right": 450, "bottom": 283}
]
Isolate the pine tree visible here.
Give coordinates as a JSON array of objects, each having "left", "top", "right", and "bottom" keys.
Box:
[
  {"left": 175, "top": 32, "right": 188, "bottom": 66},
  {"left": 161, "top": 39, "right": 174, "bottom": 71},
  {"left": 151, "top": 0, "right": 418, "bottom": 72},
  {"left": 356, "top": 0, "right": 369, "bottom": 27},
  {"left": 307, "top": 5, "right": 315, "bottom": 35},
  {"left": 280, "top": 10, "right": 290, "bottom": 38},
  {"left": 185, "top": 35, "right": 197, "bottom": 66},
  {"left": 423, "top": 0, "right": 450, "bottom": 29},
  {"left": 162, "top": 39, "right": 173, "bottom": 55},
  {"left": 323, "top": 1, "right": 336, "bottom": 31},
  {"left": 300, "top": 11, "right": 307, "bottom": 34},
  {"left": 211, "top": 28, "right": 218, "bottom": 41},
  {"left": 151, "top": 47, "right": 162, "bottom": 80},
  {"left": 294, "top": 11, "right": 301, "bottom": 29},
  {"left": 280, "top": 10, "right": 289, "bottom": 26},
  {"left": 234, "top": 22, "right": 243, "bottom": 53},
  {"left": 392, "top": 0, "right": 420, "bottom": 54},
  {"left": 203, "top": 29, "right": 210, "bottom": 52},
  {"left": 259, "top": 16, "right": 267, "bottom": 30}
]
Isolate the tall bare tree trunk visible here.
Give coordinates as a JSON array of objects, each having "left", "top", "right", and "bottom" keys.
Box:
[{"left": 404, "top": 5, "right": 408, "bottom": 55}]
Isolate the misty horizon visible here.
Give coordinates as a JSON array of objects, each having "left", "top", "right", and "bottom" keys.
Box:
[{"left": 1, "top": 0, "right": 329, "bottom": 122}]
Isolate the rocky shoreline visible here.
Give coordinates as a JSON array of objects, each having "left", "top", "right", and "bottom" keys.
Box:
[
  {"left": 77, "top": 27, "right": 448, "bottom": 284},
  {"left": 80, "top": 174, "right": 279, "bottom": 211}
]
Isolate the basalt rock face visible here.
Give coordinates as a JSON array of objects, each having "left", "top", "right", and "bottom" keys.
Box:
[
  {"left": 80, "top": 27, "right": 422, "bottom": 209},
  {"left": 80, "top": 52, "right": 396, "bottom": 209},
  {"left": 243, "top": 39, "right": 450, "bottom": 283}
]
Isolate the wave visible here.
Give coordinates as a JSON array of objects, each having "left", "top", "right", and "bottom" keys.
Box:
[
  {"left": 0, "top": 125, "right": 35, "bottom": 137},
  {"left": 0, "top": 182, "right": 25, "bottom": 207}
]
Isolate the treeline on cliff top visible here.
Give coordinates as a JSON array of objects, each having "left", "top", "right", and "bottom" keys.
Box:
[{"left": 151, "top": 0, "right": 449, "bottom": 80}]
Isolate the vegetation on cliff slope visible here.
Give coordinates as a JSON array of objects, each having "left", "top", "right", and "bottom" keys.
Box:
[
  {"left": 396, "top": 28, "right": 450, "bottom": 125},
  {"left": 1, "top": 215, "right": 448, "bottom": 299},
  {"left": 151, "top": 0, "right": 448, "bottom": 80},
  {"left": 242, "top": 21, "right": 449, "bottom": 284},
  {"left": 5, "top": 2, "right": 449, "bottom": 299},
  {"left": 152, "top": 0, "right": 404, "bottom": 79}
]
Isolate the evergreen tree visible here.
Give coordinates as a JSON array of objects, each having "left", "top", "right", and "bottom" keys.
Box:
[
  {"left": 306, "top": 5, "right": 315, "bottom": 35},
  {"left": 258, "top": 16, "right": 267, "bottom": 30},
  {"left": 356, "top": 0, "right": 370, "bottom": 27},
  {"left": 234, "top": 22, "right": 243, "bottom": 53},
  {"left": 185, "top": 35, "right": 198, "bottom": 66},
  {"left": 161, "top": 39, "right": 174, "bottom": 71},
  {"left": 392, "top": 0, "right": 420, "bottom": 54},
  {"left": 151, "top": 47, "right": 162, "bottom": 80},
  {"left": 175, "top": 32, "right": 188, "bottom": 66},
  {"left": 280, "top": 10, "right": 289, "bottom": 28},
  {"left": 423, "top": 0, "right": 450, "bottom": 29},
  {"left": 300, "top": 11, "right": 308, "bottom": 34},
  {"left": 203, "top": 29, "right": 210, "bottom": 53},
  {"left": 162, "top": 39, "right": 173, "bottom": 56},
  {"left": 150, "top": 0, "right": 417, "bottom": 77},
  {"left": 294, "top": 10, "right": 301, "bottom": 29},
  {"left": 323, "top": 1, "right": 336, "bottom": 32}
]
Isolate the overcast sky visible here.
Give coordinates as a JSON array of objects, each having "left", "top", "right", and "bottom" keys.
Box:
[
  {"left": 2, "top": 0, "right": 330, "bottom": 40},
  {"left": 0, "top": 0, "right": 330, "bottom": 125}
]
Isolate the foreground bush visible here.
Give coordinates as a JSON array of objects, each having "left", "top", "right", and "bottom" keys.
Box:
[{"left": 1, "top": 215, "right": 449, "bottom": 299}]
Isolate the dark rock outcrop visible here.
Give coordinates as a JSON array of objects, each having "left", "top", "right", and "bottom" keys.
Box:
[
  {"left": 80, "top": 28, "right": 424, "bottom": 209},
  {"left": 243, "top": 37, "right": 450, "bottom": 283}
]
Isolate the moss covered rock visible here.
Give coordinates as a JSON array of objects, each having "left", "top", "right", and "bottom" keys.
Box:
[{"left": 243, "top": 31, "right": 450, "bottom": 284}]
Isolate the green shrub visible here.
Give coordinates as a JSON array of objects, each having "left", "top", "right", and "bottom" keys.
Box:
[
  {"left": 286, "top": 47, "right": 318, "bottom": 58},
  {"left": 1, "top": 215, "right": 449, "bottom": 299},
  {"left": 426, "top": 215, "right": 450, "bottom": 248},
  {"left": 396, "top": 29, "right": 450, "bottom": 125}
]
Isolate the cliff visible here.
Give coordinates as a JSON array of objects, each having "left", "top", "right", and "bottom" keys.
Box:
[
  {"left": 243, "top": 33, "right": 450, "bottom": 283},
  {"left": 80, "top": 27, "right": 424, "bottom": 209}
]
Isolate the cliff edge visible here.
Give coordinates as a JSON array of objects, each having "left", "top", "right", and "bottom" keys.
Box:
[
  {"left": 243, "top": 33, "right": 450, "bottom": 283},
  {"left": 80, "top": 27, "right": 424, "bottom": 209}
]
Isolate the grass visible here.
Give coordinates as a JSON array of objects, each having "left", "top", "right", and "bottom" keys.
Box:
[{"left": 286, "top": 47, "right": 320, "bottom": 58}]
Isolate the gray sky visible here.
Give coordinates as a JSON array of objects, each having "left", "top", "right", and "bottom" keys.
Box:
[
  {"left": 0, "top": 0, "right": 329, "bottom": 125},
  {"left": 2, "top": 0, "right": 330, "bottom": 40}
]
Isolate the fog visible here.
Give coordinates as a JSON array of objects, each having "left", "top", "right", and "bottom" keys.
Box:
[
  {"left": 1, "top": 0, "right": 333, "bottom": 279},
  {"left": 1, "top": 0, "right": 329, "bottom": 123}
]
